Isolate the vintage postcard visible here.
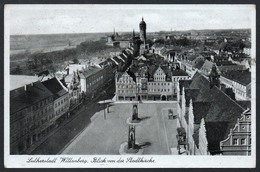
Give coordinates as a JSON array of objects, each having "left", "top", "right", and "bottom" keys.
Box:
[{"left": 4, "top": 4, "right": 256, "bottom": 168}]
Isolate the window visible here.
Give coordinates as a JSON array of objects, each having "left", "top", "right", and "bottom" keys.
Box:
[
  {"left": 241, "top": 138, "right": 246, "bottom": 145},
  {"left": 233, "top": 138, "right": 238, "bottom": 145}
]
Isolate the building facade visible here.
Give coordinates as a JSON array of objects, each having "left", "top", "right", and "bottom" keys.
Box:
[
  {"left": 147, "top": 66, "right": 173, "bottom": 100},
  {"left": 220, "top": 109, "right": 251, "bottom": 155},
  {"left": 42, "top": 77, "right": 70, "bottom": 124},
  {"left": 10, "top": 82, "right": 54, "bottom": 154},
  {"left": 115, "top": 71, "right": 137, "bottom": 101}
]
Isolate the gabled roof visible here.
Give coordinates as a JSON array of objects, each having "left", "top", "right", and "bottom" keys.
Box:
[
  {"left": 42, "top": 77, "right": 68, "bottom": 100},
  {"left": 116, "top": 72, "right": 124, "bottom": 81},
  {"left": 200, "top": 60, "right": 213, "bottom": 74},
  {"left": 148, "top": 65, "right": 158, "bottom": 77},
  {"left": 10, "top": 81, "right": 53, "bottom": 114}
]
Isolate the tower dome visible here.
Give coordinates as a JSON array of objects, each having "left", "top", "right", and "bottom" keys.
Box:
[
  {"left": 139, "top": 17, "right": 146, "bottom": 42},
  {"left": 139, "top": 17, "right": 146, "bottom": 25}
]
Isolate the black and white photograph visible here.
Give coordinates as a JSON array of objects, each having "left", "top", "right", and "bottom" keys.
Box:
[{"left": 4, "top": 4, "right": 256, "bottom": 168}]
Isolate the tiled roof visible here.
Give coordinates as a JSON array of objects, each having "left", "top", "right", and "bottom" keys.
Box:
[
  {"left": 214, "top": 55, "right": 229, "bottom": 61},
  {"left": 194, "top": 60, "right": 205, "bottom": 70},
  {"left": 127, "top": 70, "right": 136, "bottom": 82},
  {"left": 200, "top": 60, "right": 213, "bottom": 74},
  {"left": 186, "top": 72, "right": 245, "bottom": 153},
  {"left": 186, "top": 55, "right": 197, "bottom": 61},
  {"left": 215, "top": 61, "right": 236, "bottom": 66},
  {"left": 221, "top": 69, "right": 251, "bottom": 86},
  {"left": 236, "top": 101, "right": 251, "bottom": 109},
  {"left": 171, "top": 69, "right": 189, "bottom": 76},
  {"left": 42, "top": 77, "right": 67, "bottom": 100},
  {"left": 10, "top": 81, "right": 53, "bottom": 114},
  {"left": 178, "top": 80, "right": 192, "bottom": 95},
  {"left": 185, "top": 89, "right": 200, "bottom": 106},
  {"left": 112, "top": 56, "right": 123, "bottom": 64},
  {"left": 193, "top": 124, "right": 200, "bottom": 148},
  {"left": 116, "top": 72, "right": 124, "bottom": 81},
  {"left": 148, "top": 65, "right": 158, "bottom": 78},
  {"left": 205, "top": 121, "right": 230, "bottom": 154},
  {"left": 192, "top": 102, "right": 212, "bottom": 124},
  {"left": 79, "top": 66, "right": 102, "bottom": 79}
]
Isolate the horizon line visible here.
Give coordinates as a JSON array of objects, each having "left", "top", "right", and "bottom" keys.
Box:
[{"left": 10, "top": 28, "right": 251, "bottom": 36}]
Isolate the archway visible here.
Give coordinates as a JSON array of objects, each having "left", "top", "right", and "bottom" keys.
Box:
[{"left": 162, "top": 95, "right": 167, "bottom": 101}]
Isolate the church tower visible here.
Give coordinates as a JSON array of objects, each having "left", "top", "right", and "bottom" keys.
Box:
[
  {"left": 132, "top": 29, "right": 135, "bottom": 40},
  {"left": 209, "top": 63, "right": 220, "bottom": 88},
  {"left": 139, "top": 17, "right": 146, "bottom": 42}
]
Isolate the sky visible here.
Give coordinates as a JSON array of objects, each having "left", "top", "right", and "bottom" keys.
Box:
[{"left": 5, "top": 5, "right": 255, "bottom": 35}]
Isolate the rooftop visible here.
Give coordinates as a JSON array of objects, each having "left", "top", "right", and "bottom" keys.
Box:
[
  {"left": 185, "top": 72, "right": 245, "bottom": 153},
  {"left": 10, "top": 81, "right": 53, "bottom": 114},
  {"left": 171, "top": 69, "right": 189, "bottom": 76},
  {"left": 10, "top": 75, "right": 38, "bottom": 90},
  {"left": 42, "top": 77, "right": 67, "bottom": 100},
  {"left": 221, "top": 69, "right": 251, "bottom": 86},
  {"left": 79, "top": 66, "right": 103, "bottom": 79}
]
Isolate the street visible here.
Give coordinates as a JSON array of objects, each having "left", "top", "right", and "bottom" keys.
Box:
[{"left": 31, "top": 82, "right": 115, "bottom": 155}]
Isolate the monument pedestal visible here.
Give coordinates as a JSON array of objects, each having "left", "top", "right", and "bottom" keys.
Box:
[{"left": 119, "top": 142, "right": 144, "bottom": 155}]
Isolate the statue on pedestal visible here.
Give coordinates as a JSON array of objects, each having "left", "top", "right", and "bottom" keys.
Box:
[
  {"left": 128, "top": 125, "right": 136, "bottom": 149},
  {"left": 132, "top": 104, "right": 140, "bottom": 122}
]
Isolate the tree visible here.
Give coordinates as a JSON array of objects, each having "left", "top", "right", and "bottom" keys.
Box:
[
  {"left": 11, "top": 65, "right": 22, "bottom": 74},
  {"left": 73, "top": 58, "right": 79, "bottom": 64}
]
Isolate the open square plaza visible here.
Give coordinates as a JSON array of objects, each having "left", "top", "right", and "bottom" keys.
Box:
[{"left": 62, "top": 102, "right": 178, "bottom": 155}]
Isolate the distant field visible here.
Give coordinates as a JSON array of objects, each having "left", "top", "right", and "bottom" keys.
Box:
[{"left": 10, "top": 33, "right": 109, "bottom": 55}]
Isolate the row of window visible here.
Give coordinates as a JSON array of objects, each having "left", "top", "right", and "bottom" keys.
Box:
[
  {"left": 86, "top": 75, "right": 104, "bottom": 88},
  {"left": 173, "top": 77, "right": 188, "bottom": 82},
  {"left": 149, "top": 89, "right": 171, "bottom": 92},
  {"left": 148, "top": 82, "right": 171, "bottom": 86},
  {"left": 118, "top": 90, "right": 135, "bottom": 94},
  {"left": 117, "top": 84, "right": 136, "bottom": 89},
  {"left": 11, "top": 97, "right": 53, "bottom": 122},
  {"left": 56, "top": 106, "right": 67, "bottom": 115},
  {"left": 119, "top": 78, "right": 133, "bottom": 84},
  {"left": 235, "top": 89, "right": 246, "bottom": 98},
  {"left": 55, "top": 96, "right": 69, "bottom": 108},
  {"left": 233, "top": 138, "right": 251, "bottom": 145},
  {"left": 11, "top": 113, "right": 54, "bottom": 142},
  {"left": 154, "top": 77, "right": 165, "bottom": 81}
]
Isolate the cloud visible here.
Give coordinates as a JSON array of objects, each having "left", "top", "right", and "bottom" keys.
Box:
[{"left": 7, "top": 5, "right": 254, "bottom": 35}]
